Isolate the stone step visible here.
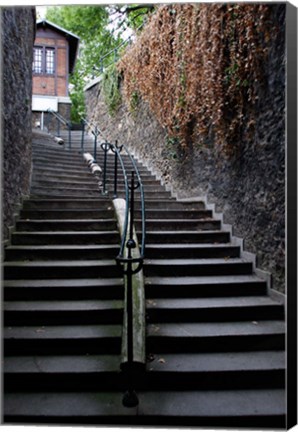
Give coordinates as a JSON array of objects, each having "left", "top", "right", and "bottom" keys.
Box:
[
  {"left": 31, "top": 180, "right": 167, "bottom": 193},
  {"left": 22, "top": 198, "right": 205, "bottom": 211},
  {"left": 144, "top": 258, "right": 252, "bottom": 277},
  {"left": 4, "top": 299, "right": 123, "bottom": 325},
  {"left": 145, "top": 275, "right": 268, "bottom": 298},
  {"left": 32, "top": 160, "right": 150, "bottom": 174},
  {"left": 4, "top": 354, "right": 124, "bottom": 391},
  {"left": 32, "top": 167, "right": 155, "bottom": 181},
  {"left": 4, "top": 259, "right": 122, "bottom": 279},
  {"left": 145, "top": 230, "right": 230, "bottom": 244},
  {"left": 4, "top": 278, "right": 124, "bottom": 301},
  {"left": 32, "top": 173, "right": 160, "bottom": 185},
  {"left": 146, "top": 320, "right": 285, "bottom": 353},
  {"left": 20, "top": 209, "right": 115, "bottom": 219},
  {"left": 4, "top": 324, "right": 122, "bottom": 355},
  {"left": 22, "top": 198, "right": 113, "bottom": 210},
  {"left": 4, "top": 350, "right": 284, "bottom": 392},
  {"left": 145, "top": 296, "right": 284, "bottom": 322},
  {"left": 5, "top": 244, "right": 119, "bottom": 261},
  {"left": 3, "top": 389, "right": 286, "bottom": 427},
  {"left": 11, "top": 231, "right": 120, "bottom": 245},
  {"left": 30, "top": 187, "right": 172, "bottom": 199},
  {"left": 137, "top": 219, "right": 221, "bottom": 231},
  {"left": 145, "top": 243, "right": 240, "bottom": 259},
  {"left": 15, "top": 219, "right": 117, "bottom": 232},
  {"left": 19, "top": 208, "right": 212, "bottom": 220}
]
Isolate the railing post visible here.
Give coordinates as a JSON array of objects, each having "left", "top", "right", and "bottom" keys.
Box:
[
  {"left": 68, "top": 123, "right": 72, "bottom": 149},
  {"left": 57, "top": 117, "right": 60, "bottom": 137},
  {"left": 81, "top": 120, "right": 85, "bottom": 153},
  {"left": 114, "top": 142, "right": 118, "bottom": 198},
  {"left": 93, "top": 127, "right": 98, "bottom": 161},
  {"left": 101, "top": 141, "right": 110, "bottom": 196},
  {"left": 122, "top": 171, "right": 139, "bottom": 408}
]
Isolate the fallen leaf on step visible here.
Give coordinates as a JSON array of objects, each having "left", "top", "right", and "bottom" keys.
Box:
[
  {"left": 158, "top": 358, "right": 166, "bottom": 364},
  {"left": 224, "top": 256, "right": 230, "bottom": 261},
  {"left": 147, "top": 299, "right": 157, "bottom": 306},
  {"left": 35, "top": 327, "right": 45, "bottom": 333},
  {"left": 252, "top": 321, "right": 258, "bottom": 325}
]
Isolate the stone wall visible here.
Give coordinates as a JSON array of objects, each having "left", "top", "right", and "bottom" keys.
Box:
[
  {"left": 2, "top": 6, "right": 36, "bottom": 241},
  {"left": 85, "top": 5, "right": 285, "bottom": 292}
]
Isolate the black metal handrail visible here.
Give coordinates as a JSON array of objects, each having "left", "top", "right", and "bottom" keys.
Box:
[
  {"left": 80, "top": 118, "right": 102, "bottom": 160},
  {"left": 82, "top": 120, "right": 146, "bottom": 407},
  {"left": 47, "top": 108, "right": 72, "bottom": 149}
]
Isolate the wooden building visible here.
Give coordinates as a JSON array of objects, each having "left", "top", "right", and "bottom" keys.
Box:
[{"left": 32, "top": 19, "right": 79, "bottom": 129}]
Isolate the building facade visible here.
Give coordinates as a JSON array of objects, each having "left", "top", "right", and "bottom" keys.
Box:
[{"left": 32, "top": 19, "right": 79, "bottom": 129}]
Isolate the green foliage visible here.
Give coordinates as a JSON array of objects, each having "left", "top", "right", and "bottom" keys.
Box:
[
  {"left": 102, "top": 64, "right": 122, "bottom": 115},
  {"left": 130, "top": 90, "right": 140, "bottom": 112},
  {"left": 46, "top": 5, "right": 122, "bottom": 121}
]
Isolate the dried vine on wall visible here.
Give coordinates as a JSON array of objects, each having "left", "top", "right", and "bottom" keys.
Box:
[{"left": 118, "top": 4, "right": 280, "bottom": 156}]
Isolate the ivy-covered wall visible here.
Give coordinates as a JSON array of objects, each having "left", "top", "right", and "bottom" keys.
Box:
[
  {"left": 2, "top": 7, "right": 36, "bottom": 242},
  {"left": 85, "top": 3, "right": 285, "bottom": 292}
]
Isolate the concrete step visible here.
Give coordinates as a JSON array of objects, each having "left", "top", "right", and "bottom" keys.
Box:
[
  {"left": 137, "top": 219, "right": 221, "bottom": 231},
  {"left": 30, "top": 187, "right": 171, "bottom": 199},
  {"left": 19, "top": 208, "right": 211, "bottom": 220},
  {"left": 143, "top": 350, "right": 285, "bottom": 390},
  {"left": 5, "top": 244, "right": 119, "bottom": 261},
  {"left": 4, "top": 354, "right": 125, "bottom": 391},
  {"left": 30, "top": 187, "right": 102, "bottom": 198},
  {"left": 4, "top": 299, "right": 123, "bottom": 325},
  {"left": 145, "top": 230, "right": 230, "bottom": 244},
  {"left": 4, "top": 324, "right": 122, "bottom": 355},
  {"left": 15, "top": 219, "right": 117, "bottom": 232},
  {"left": 145, "top": 275, "right": 268, "bottom": 297},
  {"left": 144, "top": 258, "right": 253, "bottom": 277},
  {"left": 22, "top": 198, "right": 113, "bottom": 210},
  {"left": 146, "top": 320, "right": 285, "bottom": 352},
  {"left": 140, "top": 209, "right": 213, "bottom": 219},
  {"left": 32, "top": 167, "right": 156, "bottom": 182},
  {"left": 11, "top": 231, "right": 120, "bottom": 245},
  {"left": 32, "top": 174, "right": 160, "bottom": 186},
  {"left": 4, "top": 259, "right": 122, "bottom": 279},
  {"left": 4, "top": 350, "right": 284, "bottom": 392},
  {"left": 20, "top": 209, "right": 115, "bottom": 219},
  {"left": 4, "top": 278, "right": 124, "bottom": 300},
  {"left": 22, "top": 198, "right": 205, "bottom": 211},
  {"left": 145, "top": 243, "right": 240, "bottom": 259},
  {"left": 32, "top": 160, "right": 150, "bottom": 175},
  {"left": 145, "top": 296, "right": 284, "bottom": 322},
  {"left": 144, "top": 257, "right": 252, "bottom": 277},
  {"left": 31, "top": 180, "right": 167, "bottom": 194},
  {"left": 3, "top": 389, "right": 286, "bottom": 427}
]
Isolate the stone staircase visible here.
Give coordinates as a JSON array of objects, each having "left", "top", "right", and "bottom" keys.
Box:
[{"left": 3, "top": 130, "right": 286, "bottom": 427}]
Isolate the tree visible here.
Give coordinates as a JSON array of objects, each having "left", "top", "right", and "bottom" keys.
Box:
[
  {"left": 46, "top": 5, "right": 155, "bottom": 122},
  {"left": 46, "top": 5, "right": 122, "bottom": 122}
]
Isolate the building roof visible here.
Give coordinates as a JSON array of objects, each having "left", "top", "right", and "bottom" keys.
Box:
[{"left": 36, "top": 19, "right": 80, "bottom": 73}]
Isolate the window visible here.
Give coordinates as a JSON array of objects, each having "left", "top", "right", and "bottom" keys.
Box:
[
  {"left": 33, "top": 47, "right": 43, "bottom": 74},
  {"left": 33, "top": 46, "right": 55, "bottom": 75},
  {"left": 46, "top": 48, "right": 55, "bottom": 74}
]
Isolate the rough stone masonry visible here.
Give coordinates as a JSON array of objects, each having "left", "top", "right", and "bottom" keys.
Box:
[
  {"left": 2, "top": 7, "right": 36, "bottom": 242},
  {"left": 85, "top": 6, "right": 285, "bottom": 293}
]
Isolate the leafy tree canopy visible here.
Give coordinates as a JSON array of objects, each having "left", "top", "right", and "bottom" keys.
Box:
[
  {"left": 46, "top": 5, "right": 121, "bottom": 122},
  {"left": 46, "top": 5, "right": 154, "bottom": 122}
]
